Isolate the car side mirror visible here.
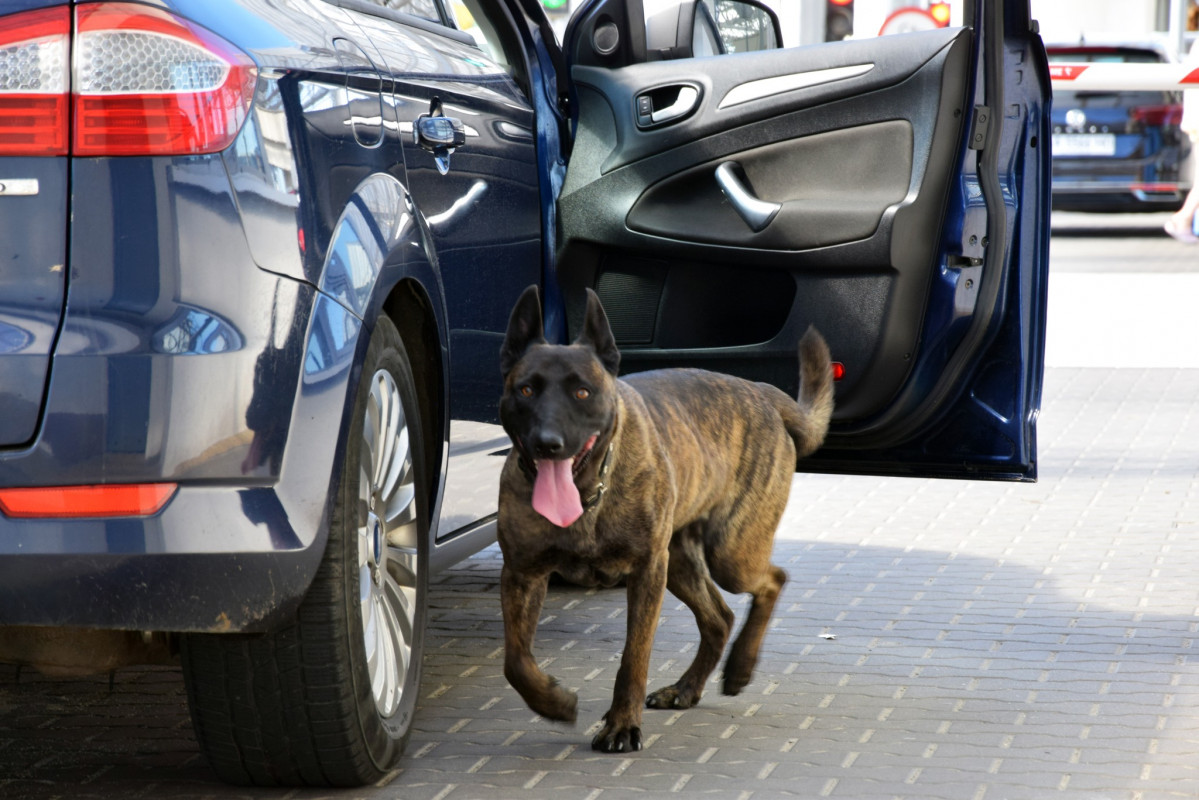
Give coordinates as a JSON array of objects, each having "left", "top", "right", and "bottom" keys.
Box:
[
  {"left": 648, "top": 0, "right": 782, "bottom": 61},
  {"left": 709, "top": 0, "right": 781, "bottom": 54}
]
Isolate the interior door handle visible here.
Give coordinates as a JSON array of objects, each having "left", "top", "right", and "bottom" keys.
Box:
[
  {"left": 715, "top": 161, "right": 780, "bottom": 232},
  {"left": 651, "top": 85, "right": 699, "bottom": 124}
]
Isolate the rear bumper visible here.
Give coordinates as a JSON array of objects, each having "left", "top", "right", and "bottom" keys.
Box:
[
  {"left": 0, "top": 298, "right": 364, "bottom": 633},
  {"left": 1051, "top": 144, "right": 1188, "bottom": 211},
  {"left": 1051, "top": 184, "right": 1186, "bottom": 211},
  {"left": 0, "top": 152, "right": 369, "bottom": 633},
  {"left": 1051, "top": 176, "right": 1187, "bottom": 211},
  {"left": 0, "top": 487, "right": 324, "bottom": 632},
  {"left": 0, "top": 289, "right": 366, "bottom": 632},
  {"left": 0, "top": 302, "right": 362, "bottom": 632}
]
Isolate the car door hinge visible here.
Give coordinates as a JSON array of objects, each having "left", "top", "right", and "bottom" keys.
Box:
[{"left": 968, "top": 105, "right": 991, "bottom": 151}]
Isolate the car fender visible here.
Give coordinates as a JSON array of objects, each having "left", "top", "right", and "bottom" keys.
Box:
[{"left": 286, "top": 172, "right": 451, "bottom": 580}]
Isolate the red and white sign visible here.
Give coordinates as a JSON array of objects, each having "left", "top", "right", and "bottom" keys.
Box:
[
  {"left": 878, "top": 7, "right": 939, "bottom": 37},
  {"left": 1049, "top": 62, "right": 1199, "bottom": 90}
]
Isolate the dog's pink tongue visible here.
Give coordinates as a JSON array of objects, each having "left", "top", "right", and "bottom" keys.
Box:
[{"left": 532, "top": 458, "right": 583, "bottom": 528}]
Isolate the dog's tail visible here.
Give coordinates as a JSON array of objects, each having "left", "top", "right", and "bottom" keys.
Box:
[{"left": 782, "top": 326, "right": 834, "bottom": 460}]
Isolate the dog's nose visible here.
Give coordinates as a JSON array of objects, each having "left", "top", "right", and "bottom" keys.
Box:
[{"left": 532, "top": 431, "right": 566, "bottom": 459}]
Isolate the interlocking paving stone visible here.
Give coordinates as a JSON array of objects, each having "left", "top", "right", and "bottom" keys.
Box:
[{"left": 2, "top": 367, "right": 1199, "bottom": 799}]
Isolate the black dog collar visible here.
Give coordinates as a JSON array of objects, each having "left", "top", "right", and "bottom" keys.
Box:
[{"left": 582, "top": 443, "right": 614, "bottom": 512}]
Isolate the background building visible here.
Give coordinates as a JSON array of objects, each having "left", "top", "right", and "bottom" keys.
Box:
[{"left": 534, "top": 1, "right": 1193, "bottom": 54}]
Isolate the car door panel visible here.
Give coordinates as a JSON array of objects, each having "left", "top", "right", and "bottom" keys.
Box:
[
  {"left": 558, "top": 27, "right": 972, "bottom": 424},
  {"left": 565, "top": 27, "right": 966, "bottom": 174},
  {"left": 625, "top": 119, "right": 914, "bottom": 249},
  {"left": 556, "top": 0, "right": 1050, "bottom": 481}
]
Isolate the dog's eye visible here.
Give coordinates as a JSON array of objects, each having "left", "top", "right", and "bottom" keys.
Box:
[
  {"left": 520, "top": 385, "right": 534, "bottom": 398},
  {"left": 574, "top": 387, "right": 591, "bottom": 400}
]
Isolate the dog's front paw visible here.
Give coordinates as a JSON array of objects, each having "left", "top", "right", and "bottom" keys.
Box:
[
  {"left": 722, "top": 651, "right": 755, "bottom": 696},
  {"left": 591, "top": 719, "right": 642, "bottom": 753},
  {"left": 533, "top": 679, "right": 579, "bottom": 723},
  {"left": 722, "top": 671, "right": 750, "bottom": 696},
  {"left": 646, "top": 683, "right": 700, "bottom": 710}
]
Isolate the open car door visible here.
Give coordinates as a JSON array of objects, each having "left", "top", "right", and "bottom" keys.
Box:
[{"left": 553, "top": 0, "right": 1051, "bottom": 481}]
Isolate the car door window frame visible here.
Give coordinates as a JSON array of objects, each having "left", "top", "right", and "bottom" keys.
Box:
[{"left": 327, "top": 0, "right": 469, "bottom": 43}]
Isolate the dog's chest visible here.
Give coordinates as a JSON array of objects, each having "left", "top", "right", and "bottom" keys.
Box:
[
  {"left": 538, "top": 514, "right": 647, "bottom": 579},
  {"left": 554, "top": 561, "right": 627, "bottom": 588}
]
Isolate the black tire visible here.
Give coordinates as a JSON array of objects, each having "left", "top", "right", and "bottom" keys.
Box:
[{"left": 180, "top": 316, "right": 429, "bottom": 786}]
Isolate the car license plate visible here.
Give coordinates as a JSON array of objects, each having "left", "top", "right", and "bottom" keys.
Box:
[{"left": 1052, "top": 133, "right": 1116, "bottom": 156}]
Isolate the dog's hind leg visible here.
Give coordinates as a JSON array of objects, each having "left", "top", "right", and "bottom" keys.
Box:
[
  {"left": 707, "top": 467, "right": 792, "bottom": 697},
  {"left": 722, "top": 564, "right": 787, "bottom": 696},
  {"left": 501, "top": 564, "right": 579, "bottom": 723},
  {"left": 646, "top": 524, "right": 735, "bottom": 710}
]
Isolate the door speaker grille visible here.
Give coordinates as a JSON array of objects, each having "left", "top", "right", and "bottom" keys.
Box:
[{"left": 595, "top": 266, "right": 666, "bottom": 345}]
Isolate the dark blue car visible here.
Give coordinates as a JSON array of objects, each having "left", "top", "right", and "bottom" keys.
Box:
[
  {"left": 1048, "top": 41, "right": 1190, "bottom": 212},
  {"left": 0, "top": 0, "right": 1051, "bottom": 786}
]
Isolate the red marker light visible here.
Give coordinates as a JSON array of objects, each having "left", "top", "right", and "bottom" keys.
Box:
[
  {"left": 0, "top": 6, "right": 71, "bottom": 156},
  {"left": 832, "top": 362, "right": 846, "bottom": 381},
  {"left": 0, "top": 484, "right": 178, "bottom": 518}
]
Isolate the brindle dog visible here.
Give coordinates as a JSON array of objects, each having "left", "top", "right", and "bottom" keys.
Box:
[{"left": 497, "top": 285, "right": 833, "bottom": 753}]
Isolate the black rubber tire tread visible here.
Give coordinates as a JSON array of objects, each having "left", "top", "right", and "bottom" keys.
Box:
[{"left": 180, "top": 316, "right": 428, "bottom": 787}]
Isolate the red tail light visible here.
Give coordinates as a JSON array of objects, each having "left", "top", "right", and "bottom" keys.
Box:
[
  {"left": 0, "top": 6, "right": 71, "bottom": 156},
  {"left": 0, "top": 3, "right": 256, "bottom": 157},
  {"left": 73, "top": 3, "right": 257, "bottom": 156},
  {"left": 1130, "top": 104, "right": 1183, "bottom": 128}
]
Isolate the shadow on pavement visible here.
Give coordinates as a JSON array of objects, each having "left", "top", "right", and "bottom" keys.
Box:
[{"left": 3, "top": 536, "right": 1193, "bottom": 800}]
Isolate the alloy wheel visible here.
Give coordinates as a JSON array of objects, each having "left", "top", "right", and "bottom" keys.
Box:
[{"left": 357, "top": 368, "right": 421, "bottom": 719}]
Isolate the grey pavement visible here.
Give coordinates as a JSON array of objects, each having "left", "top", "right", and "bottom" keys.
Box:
[
  {"left": 2, "top": 363, "right": 1197, "bottom": 800},
  {"left": 1046, "top": 212, "right": 1199, "bottom": 369},
  {"left": 2, "top": 216, "right": 1199, "bottom": 798},
  {"left": 400, "top": 367, "right": 1199, "bottom": 800},
  {"left": 1049, "top": 211, "right": 1196, "bottom": 274}
]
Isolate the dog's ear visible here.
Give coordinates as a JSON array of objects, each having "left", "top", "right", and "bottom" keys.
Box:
[
  {"left": 501, "top": 285, "right": 545, "bottom": 377},
  {"left": 577, "top": 288, "right": 620, "bottom": 376}
]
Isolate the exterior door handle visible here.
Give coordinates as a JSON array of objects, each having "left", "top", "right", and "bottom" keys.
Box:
[
  {"left": 714, "top": 161, "right": 780, "bottom": 232},
  {"left": 415, "top": 97, "right": 466, "bottom": 175}
]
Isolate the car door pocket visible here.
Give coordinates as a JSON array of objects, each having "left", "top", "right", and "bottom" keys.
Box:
[{"left": 635, "top": 84, "right": 700, "bottom": 128}]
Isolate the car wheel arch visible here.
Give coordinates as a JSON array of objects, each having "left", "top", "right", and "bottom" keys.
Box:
[
  {"left": 305, "top": 173, "right": 451, "bottom": 562},
  {"left": 380, "top": 278, "right": 447, "bottom": 535}
]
